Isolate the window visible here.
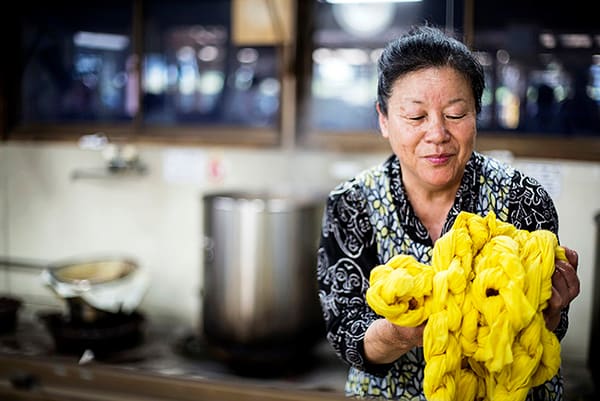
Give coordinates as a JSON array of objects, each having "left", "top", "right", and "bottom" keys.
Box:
[
  {"left": 141, "top": 0, "right": 281, "bottom": 130},
  {"left": 18, "top": 1, "right": 133, "bottom": 124},
  {"left": 472, "top": 0, "right": 600, "bottom": 137},
  {"left": 4, "top": 0, "right": 598, "bottom": 159},
  {"left": 297, "top": 0, "right": 462, "bottom": 148},
  {"left": 5, "top": 0, "right": 285, "bottom": 145}
]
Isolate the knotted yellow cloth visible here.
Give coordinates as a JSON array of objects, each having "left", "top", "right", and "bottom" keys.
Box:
[{"left": 366, "top": 211, "right": 566, "bottom": 401}]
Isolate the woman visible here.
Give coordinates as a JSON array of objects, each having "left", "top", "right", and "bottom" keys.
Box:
[{"left": 316, "top": 25, "right": 580, "bottom": 400}]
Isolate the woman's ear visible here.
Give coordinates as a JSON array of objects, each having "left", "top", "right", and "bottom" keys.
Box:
[{"left": 376, "top": 102, "right": 389, "bottom": 138}]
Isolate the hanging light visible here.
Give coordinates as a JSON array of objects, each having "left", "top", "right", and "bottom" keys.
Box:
[{"left": 321, "top": 0, "right": 422, "bottom": 3}]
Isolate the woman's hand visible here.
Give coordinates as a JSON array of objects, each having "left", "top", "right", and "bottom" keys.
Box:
[
  {"left": 364, "top": 318, "right": 425, "bottom": 364},
  {"left": 544, "top": 246, "right": 580, "bottom": 331}
]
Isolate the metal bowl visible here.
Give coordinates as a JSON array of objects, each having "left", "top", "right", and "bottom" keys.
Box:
[
  {"left": 43, "top": 257, "right": 141, "bottom": 323},
  {"left": 48, "top": 259, "right": 137, "bottom": 288}
]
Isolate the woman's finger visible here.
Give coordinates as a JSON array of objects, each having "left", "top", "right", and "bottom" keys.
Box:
[
  {"left": 551, "top": 268, "right": 570, "bottom": 307},
  {"left": 554, "top": 261, "right": 580, "bottom": 304},
  {"left": 563, "top": 247, "right": 579, "bottom": 271},
  {"left": 544, "top": 287, "right": 562, "bottom": 331}
]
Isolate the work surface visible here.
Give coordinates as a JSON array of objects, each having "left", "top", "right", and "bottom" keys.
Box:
[
  {"left": 1, "top": 314, "right": 596, "bottom": 401},
  {"left": 0, "top": 316, "right": 348, "bottom": 401}
]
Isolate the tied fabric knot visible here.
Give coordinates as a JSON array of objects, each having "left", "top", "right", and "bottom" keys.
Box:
[
  {"left": 367, "top": 254, "right": 434, "bottom": 327},
  {"left": 365, "top": 211, "right": 566, "bottom": 401}
]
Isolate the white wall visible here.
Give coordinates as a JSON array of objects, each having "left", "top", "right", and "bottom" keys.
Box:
[
  {"left": 512, "top": 158, "right": 599, "bottom": 363},
  {"left": 1, "top": 142, "right": 597, "bottom": 365}
]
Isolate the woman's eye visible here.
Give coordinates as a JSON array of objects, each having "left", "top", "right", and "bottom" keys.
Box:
[
  {"left": 407, "top": 115, "right": 425, "bottom": 121},
  {"left": 447, "top": 114, "right": 466, "bottom": 120}
]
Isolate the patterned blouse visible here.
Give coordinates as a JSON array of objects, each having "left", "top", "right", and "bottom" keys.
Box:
[{"left": 316, "top": 151, "right": 568, "bottom": 400}]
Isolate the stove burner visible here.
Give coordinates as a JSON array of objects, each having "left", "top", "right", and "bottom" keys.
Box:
[
  {"left": 0, "top": 296, "right": 22, "bottom": 334},
  {"left": 39, "top": 311, "right": 145, "bottom": 357},
  {"left": 176, "top": 334, "right": 318, "bottom": 378}
]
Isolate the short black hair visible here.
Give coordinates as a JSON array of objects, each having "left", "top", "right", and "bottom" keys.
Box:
[{"left": 376, "top": 25, "right": 485, "bottom": 116}]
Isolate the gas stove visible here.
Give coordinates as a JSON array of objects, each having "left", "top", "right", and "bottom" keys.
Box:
[{"left": 0, "top": 310, "right": 348, "bottom": 401}]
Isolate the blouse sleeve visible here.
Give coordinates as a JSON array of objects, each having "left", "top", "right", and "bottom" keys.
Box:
[
  {"left": 508, "top": 171, "right": 568, "bottom": 341},
  {"left": 316, "top": 183, "right": 392, "bottom": 375}
]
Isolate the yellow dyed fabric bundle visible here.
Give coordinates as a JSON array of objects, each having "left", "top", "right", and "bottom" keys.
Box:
[{"left": 366, "top": 211, "right": 566, "bottom": 401}]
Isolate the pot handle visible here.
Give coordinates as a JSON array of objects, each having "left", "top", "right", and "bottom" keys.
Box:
[{"left": 0, "top": 257, "right": 47, "bottom": 271}]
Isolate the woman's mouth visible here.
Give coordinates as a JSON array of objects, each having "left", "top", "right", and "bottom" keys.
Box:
[{"left": 425, "top": 154, "right": 452, "bottom": 165}]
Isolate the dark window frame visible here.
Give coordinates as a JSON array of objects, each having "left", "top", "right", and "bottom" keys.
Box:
[{"left": 1, "top": 0, "right": 599, "bottom": 161}]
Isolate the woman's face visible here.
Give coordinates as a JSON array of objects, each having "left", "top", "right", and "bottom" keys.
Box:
[{"left": 378, "top": 66, "right": 477, "bottom": 194}]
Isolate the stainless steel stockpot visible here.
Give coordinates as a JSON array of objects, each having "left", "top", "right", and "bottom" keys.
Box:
[{"left": 201, "top": 192, "right": 326, "bottom": 370}]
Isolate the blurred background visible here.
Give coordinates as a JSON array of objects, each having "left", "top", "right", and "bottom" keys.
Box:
[{"left": 0, "top": 0, "right": 598, "bottom": 400}]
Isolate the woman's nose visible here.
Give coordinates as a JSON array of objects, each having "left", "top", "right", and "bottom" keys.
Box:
[{"left": 423, "top": 116, "right": 450, "bottom": 142}]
